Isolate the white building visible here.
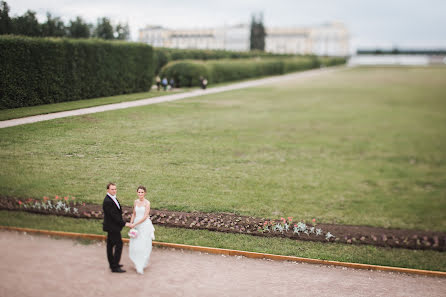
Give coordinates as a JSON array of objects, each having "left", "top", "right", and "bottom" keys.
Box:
[
  {"left": 265, "top": 22, "right": 349, "bottom": 56},
  {"left": 139, "top": 24, "right": 250, "bottom": 52},
  {"left": 139, "top": 22, "right": 349, "bottom": 56},
  {"left": 309, "top": 22, "right": 350, "bottom": 56},
  {"left": 264, "top": 27, "right": 309, "bottom": 54}
]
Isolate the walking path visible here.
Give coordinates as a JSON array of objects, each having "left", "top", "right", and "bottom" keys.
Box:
[
  {"left": 0, "top": 67, "right": 344, "bottom": 129},
  {"left": 1, "top": 230, "right": 444, "bottom": 297}
]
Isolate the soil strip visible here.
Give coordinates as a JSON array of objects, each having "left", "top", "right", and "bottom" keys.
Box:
[{"left": 1, "top": 196, "right": 445, "bottom": 252}]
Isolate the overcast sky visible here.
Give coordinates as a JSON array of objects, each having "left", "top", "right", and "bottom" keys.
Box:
[{"left": 7, "top": 0, "right": 446, "bottom": 51}]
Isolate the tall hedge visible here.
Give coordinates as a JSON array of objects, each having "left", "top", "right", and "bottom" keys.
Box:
[
  {"left": 0, "top": 35, "right": 154, "bottom": 109},
  {"left": 159, "top": 56, "right": 344, "bottom": 88}
]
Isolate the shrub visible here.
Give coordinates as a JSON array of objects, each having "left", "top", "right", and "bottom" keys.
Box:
[
  {"left": 153, "top": 47, "right": 293, "bottom": 74},
  {"left": 319, "top": 56, "right": 347, "bottom": 67},
  {"left": 159, "top": 56, "right": 342, "bottom": 87},
  {"left": 159, "top": 60, "right": 210, "bottom": 87},
  {"left": 0, "top": 35, "right": 155, "bottom": 109},
  {"left": 153, "top": 49, "right": 171, "bottom": 75}
]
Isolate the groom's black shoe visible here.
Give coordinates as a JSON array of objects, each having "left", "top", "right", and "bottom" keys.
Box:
[
  {"left": 110, "top": 264, "right": 123, "bottom": 269},
  {"left": 111, "top": 268, "right": 126, "bottom": 273}
]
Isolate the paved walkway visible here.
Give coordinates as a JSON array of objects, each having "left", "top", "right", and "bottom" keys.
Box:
[
  {"left": 0, "top": 67, "right": 344, "bottom": 129},
  {"left": 0, "top": 230, "right": 444, "bottom": 297}
]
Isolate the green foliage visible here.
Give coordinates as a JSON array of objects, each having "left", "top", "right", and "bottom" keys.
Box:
[
  {"left": 0, "top": 35, "right": 155, "bottom": 109},
  {"left": 153, "top": 48, "right": 172, "bottom": 74},
  {"left": 159, "top": 56, "right": 341, "bottom": 87},
  {"left": 11, "top": 10, "right": 41, "bottom": 36},
  {"left": 250, "top": 13, "right": 266, "bottom": 51},
  {"left": 67, "top": 17, "right": 91, "bottom": 38},
  {"left": 115, "top": 23, "right": 130, "bottom": 41},
  {"left": 1, "top": 67, "right": 444, "bottom": 232},
  {"left": 319, "top": 56, "right": 347, "bottom": 67},
  {"left": 357, "top": 48, "right": 446, "bottom": 55},
  {"left": 153, "top": 47, "right": 292, "bottom": 74},
  {"left": 0, "top": 1, "right": 128, "bottom": 40},
  {"left": 41, "top": 13, "right": 66, "bottom": 37},
  {"left": 0, "top": 1, "right": 12, "bottom": 35},
  {"left": 160, "top": 60, "right": 210, "bottom": 87},
  {"left": 93, "top": 17, "right": 114, "bottom": 40}
]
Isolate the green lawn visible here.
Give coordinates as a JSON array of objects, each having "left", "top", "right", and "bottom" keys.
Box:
[
  {"left": 0, "top": 72, "right": 305, "bottom": 122},
  {"left": 0, "top": 74, "right": 278, "bottom": 122},
  {"left": 1, "top": 66, "right": 445, "bottom": 232},
  {"left": 0, "top": 88, "right": 187, "bottom": 121},
  {"left": 1, "top": 210, "right": 445, "bottom": 272}
]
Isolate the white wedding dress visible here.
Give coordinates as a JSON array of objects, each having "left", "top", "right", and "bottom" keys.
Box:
[{"left": 129, "top": 205, "right": 155, "bottom": 274}]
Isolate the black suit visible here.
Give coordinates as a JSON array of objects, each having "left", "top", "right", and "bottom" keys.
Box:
[{"left": 103, "top": 195, "right": 126, "bottom": 270}]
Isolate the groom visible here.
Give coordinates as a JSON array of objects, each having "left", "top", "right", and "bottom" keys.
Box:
[{"left": 103, "top": 182, "right": 131, "bottom": 273}]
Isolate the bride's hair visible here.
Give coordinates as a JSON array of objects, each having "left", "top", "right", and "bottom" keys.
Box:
[{"left": 137, "top": 185, "right": 147, "bottom": 193}]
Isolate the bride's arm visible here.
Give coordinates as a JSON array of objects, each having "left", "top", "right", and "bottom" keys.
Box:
[
  {"left": 130, "top": 201, "right": 136, "bottom": 225},
  {"left": 133, "top": 201, "right": 151, "bottom": 227}
]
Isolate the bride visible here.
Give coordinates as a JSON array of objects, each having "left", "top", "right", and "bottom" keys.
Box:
[{"left": 129, "top": 185, "right": 155, "bottom": 274}]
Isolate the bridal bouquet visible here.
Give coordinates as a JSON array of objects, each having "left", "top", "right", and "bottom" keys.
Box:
[{"left": 128, "top": 228, "right": 138, "bottom": 239}]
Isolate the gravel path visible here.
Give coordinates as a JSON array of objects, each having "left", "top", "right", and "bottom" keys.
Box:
[
  {"left": 0, "top": 230, "right": 444, "bottom": 297},
  {"left": 0, "top": 67, "right": 344, "bottom": 129}
]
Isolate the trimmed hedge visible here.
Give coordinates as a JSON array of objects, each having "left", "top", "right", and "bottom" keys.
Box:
[
  {"left": 156, "top": 47, "right": 291, "bottom": 61},
  {"left": 319, "top": 56, "right": 348, "bottom": 67},
  {"left": 0, "top": 35, "right": 154, "bottom": 109},
  {"left": 153, "top": 47, "right": 293, "bottom": 74},
  {"left": 159, "top": 56, "right": 345, "bottom": 87},
  {"left": 160, "top": 61, "right": 210, "bottom": 88}
]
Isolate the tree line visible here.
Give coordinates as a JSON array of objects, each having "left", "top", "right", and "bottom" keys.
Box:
[
  {"left": 0, "top": 1, "right": 130, "bottom": 40},
  {"left": 357, "top": 48, "right": 446, "bottom": 55}
]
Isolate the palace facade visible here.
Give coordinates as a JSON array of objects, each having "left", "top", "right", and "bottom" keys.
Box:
[{"left": 139, "top": 22, "right": 349, "bottom": 56}]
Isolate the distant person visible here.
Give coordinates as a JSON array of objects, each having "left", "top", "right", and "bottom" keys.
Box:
[
  {"left": 162, "top": 77, "right": 168, "bottom": 91},
  {"left": 128, "top": 185, "right": 155, "bottom": 275},
  {"left": 169, "top": 78, "right": 175, "bottom": 90},
  {"left": 102, "top": 183, "right": 132, "bottom": 273},
  {"left": 201, "top": 77, "right": 208, "bottom": 90},
  {"left": 155, "top": 76, "right": 161, "bottom": 91}
]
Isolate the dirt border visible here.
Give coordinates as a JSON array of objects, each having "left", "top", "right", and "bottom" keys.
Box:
[
  {"left": 1, "top": 196, "right": 445, "bottom": 252},
  {"left": 1, "top": 226, "right": 445, "bottom": 278}
]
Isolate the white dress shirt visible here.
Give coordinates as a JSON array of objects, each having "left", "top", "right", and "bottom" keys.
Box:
[{"left": 107, "top": 193, "right": 121, "bottom": 209}]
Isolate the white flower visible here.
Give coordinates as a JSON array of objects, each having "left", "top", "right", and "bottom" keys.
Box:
[
  {"left": 128, "top": 229, "right": 139, "bottom": 238},
  {"left": 325, "top": 232, "right": 334, "bottom": 241}
]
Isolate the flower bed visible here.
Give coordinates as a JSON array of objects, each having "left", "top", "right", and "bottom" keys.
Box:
[{"left": 1, "top": 196, "right": 444, "bottom": 252}]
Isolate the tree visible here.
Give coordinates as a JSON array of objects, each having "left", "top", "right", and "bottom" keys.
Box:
[
  {"left": 93, "top": 17, "right": 114, "bottom": 40},
  {"left": 11, "top": 10, "right": 41, "bottom": 36},
  {"left": 41, "top": 13, "right": 66, "bottom": 37},
  {"left": 115, "top": 22, "right": 130, "bottom": 40},
  {"left": 250, "top": 13, "right": 266, "bottom": 51},
  {"left": 67, "top": 16, "right": 91, "bottom": 38},
  {"left": 2, "top": 1, "right": 131, "bottom": 41},
  {"left": 0, "top": 0, "right": 12, "bottom": 34}
]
